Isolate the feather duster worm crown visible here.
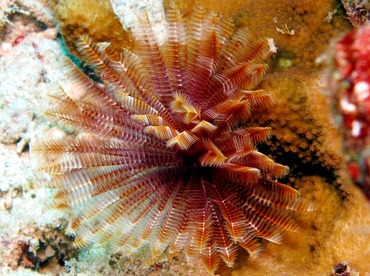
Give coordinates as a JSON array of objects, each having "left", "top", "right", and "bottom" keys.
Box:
[{"left": 32, "top": 5, "right": 312, "bottom": 273}]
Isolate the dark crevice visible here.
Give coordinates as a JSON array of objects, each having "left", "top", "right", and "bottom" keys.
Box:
[{"left": 258, "top": 136, "right": 338, "bottom": 183}]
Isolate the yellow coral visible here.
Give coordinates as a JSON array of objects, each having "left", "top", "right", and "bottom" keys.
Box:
[
  {"left": 165, "top": 0, "right": 350, "bottom": 68},
  {"left": 232, "top": 176, "right": 370, "bottom": 275},
  {"left": 228, "top": 68, "right": 370, "bottom": 274},
  {"left": 235, "top": 0, "right": 351, "bottom": 68},
  {"left": 49, "top": 0, "right": 132, "bottom": 55},
  {"left": 255, "top": 69, "right": 343, "bottom": 172},
  {"left": 50, "top": 0, "right": 350, "bottom": 68}
]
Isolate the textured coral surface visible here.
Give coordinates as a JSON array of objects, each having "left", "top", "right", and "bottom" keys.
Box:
[
  {"left": 164, "top": 0, "right": 351, "bottom": 69},
  {"left": 48, "top": 0, "right": 133, "bottom": 56},
  {"left": 1, "top": 0, "right": 370, "bottom": 275}
]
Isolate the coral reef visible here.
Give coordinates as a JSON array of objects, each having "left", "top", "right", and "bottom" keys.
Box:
[
  {"left": 51, "top": 0, "right": 351, "bottom": 69},
  {"left": 1, "top": 219, "right": 77, "bottom": 273},
  {"left": 163, "top": 0, "right": 351, "bottom": 69},
  {"left": 1, "top": 0, "right": 370, "bottom": 275},
  {"left": 48, "top": 0, "right": 132, "bottom": 56},
  {"left": 255, "top": 69, "right": 343, "bottom": 174},
  {"left": 0, "top": 1, "right": 77, "bottom": 275},
  {"left": 341, "top": 0, "right": 370, "bottom": 27},
  {"left": 232, "top": 176, "right": 370, "bottom": 275},
  {"left": 0, "top": 19, "right": 60, "bottom": 148},
  {"left": 0, "top": 0, "right": 54, "bottom": 35},
  {"left": 235, "top": 0, "right": 350, "bottom": 69},
  {"left": 0, "top": 143, "right": 76, "bottom": 275},
  {"left": 65, "top": 248, "right": 210, "bottom": 276},
  {"left": 331, "top": 24, "right": 370, "bottom": 198},
  {"left": 331, "top": 262, "right": 360, "bottom": 276}
]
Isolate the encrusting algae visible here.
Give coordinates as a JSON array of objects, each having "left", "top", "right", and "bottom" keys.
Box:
[{"left": 27, "top": 0, "right": 370, "bottom": 275}]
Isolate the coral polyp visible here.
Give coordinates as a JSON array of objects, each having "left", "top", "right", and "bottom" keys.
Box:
[{"left": 32, "top": 5, "right": 311, "bottom": 272}]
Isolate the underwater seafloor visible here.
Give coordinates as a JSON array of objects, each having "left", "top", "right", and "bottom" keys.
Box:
[{"left": 1, "top": 0, "right": 370, "bottom": 275}]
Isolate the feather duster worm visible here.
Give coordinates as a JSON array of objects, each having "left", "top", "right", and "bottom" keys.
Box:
[{"left": 32, "top": 5, "right": 312, "bottom": 273}]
